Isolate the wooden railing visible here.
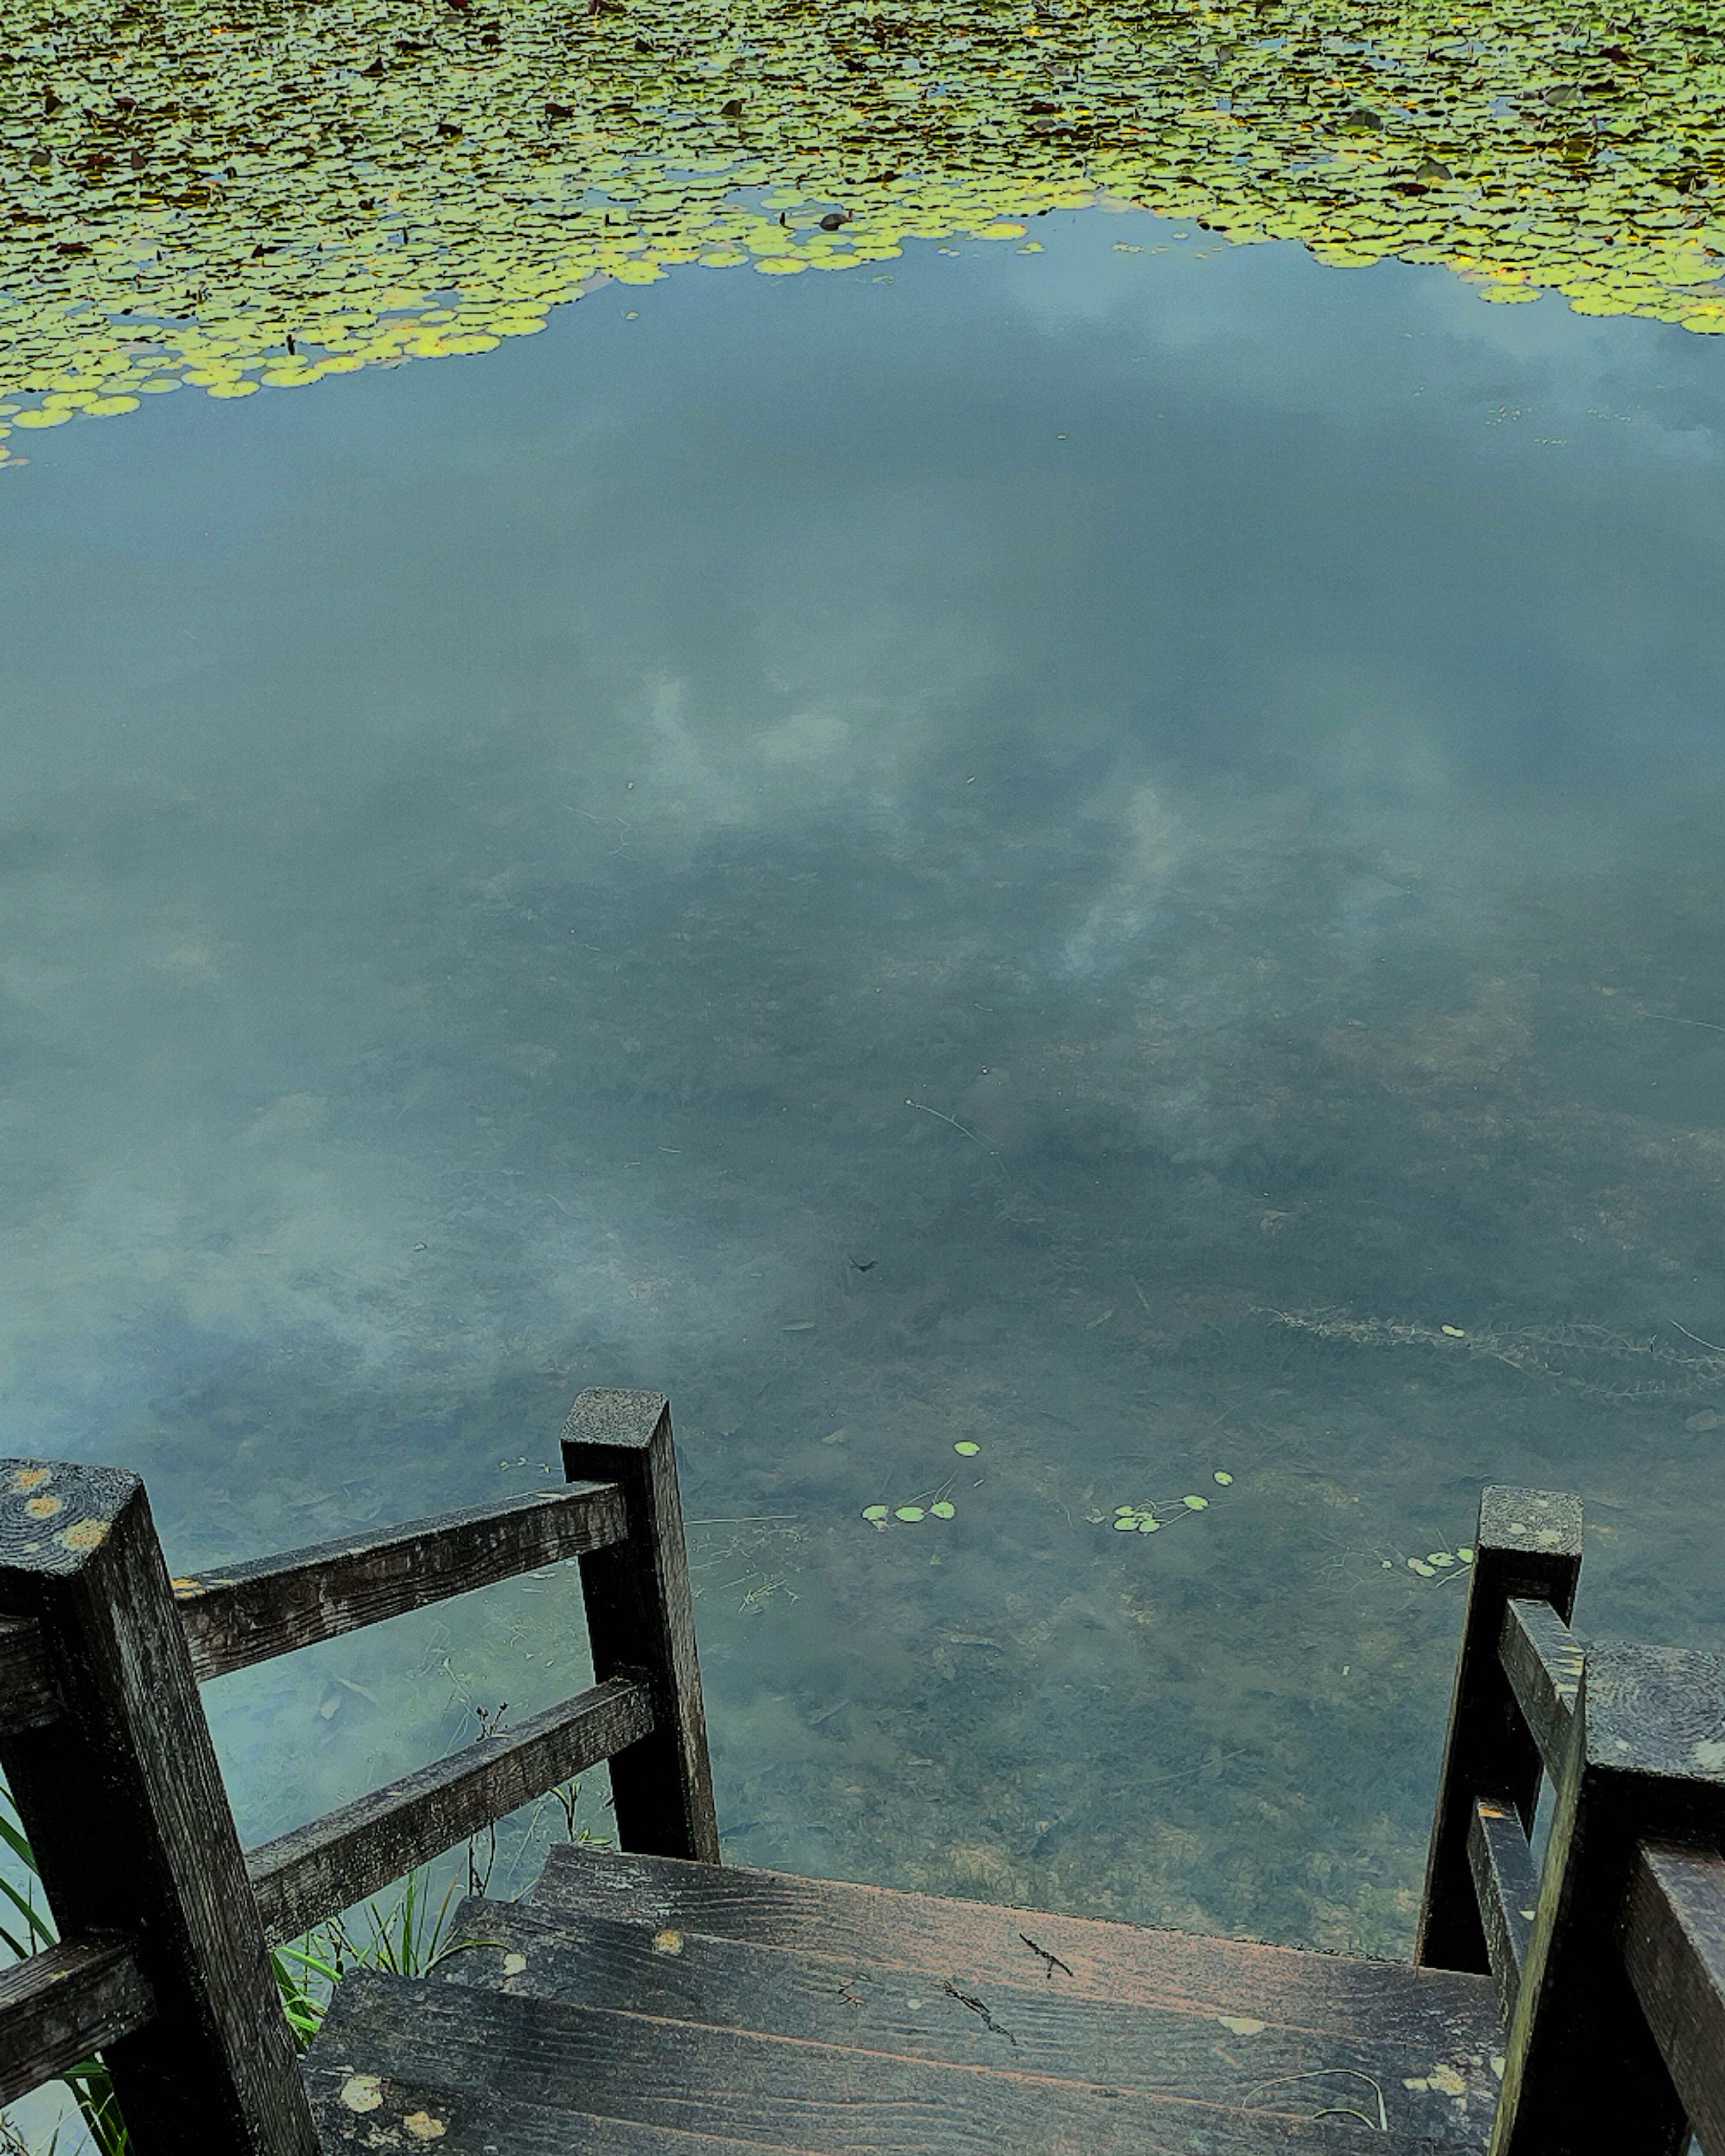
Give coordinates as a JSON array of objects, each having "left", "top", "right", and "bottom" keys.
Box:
[
  {"left": 0, "top": 1386, "right": 717, "bottom": 2155},
  {"left": 1417, "top": 1484, "right": 1725, "bottom": 2156}
]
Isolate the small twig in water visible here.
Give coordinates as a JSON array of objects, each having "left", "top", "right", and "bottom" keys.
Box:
[
  {"left": 1667, "top": 1319, "right": 1725, "bottom": 1355},
  {"left": 1019, "top": 1933, "right": 1073, "bottom": 1980},
  {"left": 1648, "top": 1013, "right": 1725, "bottom": 1035},
  {"left": 906, "top": 1098, "right": 995, "bottom": 1154}
]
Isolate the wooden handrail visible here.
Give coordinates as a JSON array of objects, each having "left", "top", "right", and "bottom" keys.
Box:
[
  {"left": 1622, "top": 1840, "right": 1725, "bottom": 2156},
  {"left": 0, "top": 1460, "right": 319, "bottom": 2153},
  {"left": 0, "top": 1933, "right": 155, "bottom": 2108},
  {"left": 174, "top": 1479, "right": 629, "bottom": 1683},
  {"left": 0, "top": 1615, "right": 62, "bottom": 1737},
  {"left": 1465, "top": 1795, "right": 1540, "bottom": 2024},
  {"left": 0, "top": 1391, "right": 716, "bottom": 2150},
  {"left": 1415, "top": 1484, "right": 1583, "bottom": 1976},
  {"left": 247, "top": 1673, "right": 655, "bottom": 1947},
  {"left": 1498, "top": 1596, "right": 1584, "bottom": 1780}
]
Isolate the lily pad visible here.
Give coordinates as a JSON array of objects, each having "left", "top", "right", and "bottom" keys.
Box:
[{"left": 4, "top": 0, "right": 1720, "bottom": 445}]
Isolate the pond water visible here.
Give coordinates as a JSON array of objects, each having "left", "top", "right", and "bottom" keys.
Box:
[{"left": 3, "top": 208, "right": 1722, "bottom": 1967}]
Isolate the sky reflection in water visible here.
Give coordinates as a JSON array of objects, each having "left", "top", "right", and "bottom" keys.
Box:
[{"left": 2, "top": 218, "right": 1722, "bottom": 1955}]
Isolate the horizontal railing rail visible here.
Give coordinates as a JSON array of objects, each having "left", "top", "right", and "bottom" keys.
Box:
[
  {"left": 1465, "top": 1794, "right": 1540, "bottom": 2024},
  {"left": 1496, "top": 1595, "right": 1584, "bottom": 1781},
  {"left": 1418, "top": 1483, "right": 1725, "bottom": 2156},
  {"left": 0, "top": 1387, "right": 718, "bottom": 2154},
  {"left": 248, "top": 1673, "right": 655, "bottom": 1946},
  {"left": 173, "top": 1477, "right": 629, "bottom": 1683},
  {"left": 0, "top": 1933, "right": 155, "bottom": 2110}
]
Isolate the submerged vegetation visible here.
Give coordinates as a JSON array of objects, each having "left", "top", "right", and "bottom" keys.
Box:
[{"left": 3, "top": 0, "right": 1725, "bottom": 444}]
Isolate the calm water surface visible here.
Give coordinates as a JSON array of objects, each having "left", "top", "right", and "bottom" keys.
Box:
[{"left": 3, "top": 215, "right": 1722, "bottom": 1956}]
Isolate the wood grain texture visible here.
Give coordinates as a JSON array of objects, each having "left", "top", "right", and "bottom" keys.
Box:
[
  {"left": 0, "top": 1458, "right": 319, "bottom": 2153},
  {"left": 0, "top": 1614, "right": 62, "bottom": 1736},
  {"left": 309, "top": 1966, "right": 1491, "bottom": 2155},
  {"left": 248, "top": 1674, "right": 652, "bottom": 1946},
  {"left": 0, "top": 1932, "right": 155, "bottom": 2108},
  {"left": 531, "top": 1843, "right": 1503, "bottom": 2054},
  {"left": 1416, "top": 1485, "right": 1583, "bottom": 1976},
  {"left": 175, "top": 1480, "right": 626, "bottom": 1683},
  {"left": 1465, "top": 1799, "right": 1538, "bottom": 2025},
  {"left": 1490, "top": 1639, "right": 1725, "bottom": 2156},
  {"left": 1621, "top": 1841, "right": 1725, "bottom": 2156},
  {"left": 1497, "top": 1599, "right": 1584, "bottom": 1782},
  {"left": 562, "top": 1390, "right": 720, "bottom": 1865},
  {"left": 307, "top": 2060, "right": 810, "bottom": 2156},
  {"left": 433, "top": 1894, "right": 1501, "bottom": 2143}
]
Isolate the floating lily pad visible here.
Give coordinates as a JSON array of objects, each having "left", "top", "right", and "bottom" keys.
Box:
[
  {"left": 954, "top": 1441, "right": 981, "bottom": 1457},
  {"left": 894, "top": 1506, "right": 925, "bottom": 1523},
  {"left": 929, "top": 1501, "right": 955, "bottom": 1520},
  {"left": 861, "top": 1505, "right": 888, "bottom": 1522},
  {"left": 3, "top": 0, "right": 1720, "bottom": 445}
]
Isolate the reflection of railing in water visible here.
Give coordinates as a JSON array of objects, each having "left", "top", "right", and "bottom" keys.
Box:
[
  {"left": 1261, "top": 1303, "right": 1725, "bottom": 1402},
  {"left": 0, "top": 1387, "right": 715, "bottom": 2153},
  {"left": 0, "top": 1408, "right": 1722, "bottom": 2155}
]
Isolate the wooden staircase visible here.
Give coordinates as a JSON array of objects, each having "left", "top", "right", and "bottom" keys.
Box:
[
  {"left": 303, "top": 1842, "right": 1504, "bottom": 2154},
  {"left": 4, "top": 1399, "right": 1722, "bottom": 2156}
]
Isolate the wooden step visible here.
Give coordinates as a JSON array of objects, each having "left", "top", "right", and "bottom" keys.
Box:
[
  {"left": 433, "top": 1893, "right": 1491, "bottom": 2147},
  {"left": 306, "top": 1964, "right": 1482, "bottom": 2155},
  {"left": 531, "top": 1844, "right": 1502, "bottom": 2054}
]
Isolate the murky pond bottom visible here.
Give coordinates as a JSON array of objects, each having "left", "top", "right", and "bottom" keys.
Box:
[{"left": 3, "top": 212, "right": 1722, "bottom": 1960}]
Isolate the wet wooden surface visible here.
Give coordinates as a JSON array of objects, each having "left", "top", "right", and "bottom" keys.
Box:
[
  {"left": 532, "top": 1842, "right": 1502, "bottom": 2050},
  {"left": 435, "top": 1892, "right": 1495, "bottom": 2139},
  {"left": 307, "top": 1846, "right": 1504, "bottom": 2155},
  {"left": 308, "top": 1965, "right": 1484, "bottom": 2156}
]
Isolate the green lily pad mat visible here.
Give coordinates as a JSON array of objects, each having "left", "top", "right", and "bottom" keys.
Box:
[{"left": 3, "top": 0, "right": 1723, "bottom": 442}]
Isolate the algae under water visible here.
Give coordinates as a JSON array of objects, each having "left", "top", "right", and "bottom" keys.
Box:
[{"left": 0, "top": 2, "right": 1723, "bottom": 1977}]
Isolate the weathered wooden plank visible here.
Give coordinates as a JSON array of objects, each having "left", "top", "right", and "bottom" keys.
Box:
[
  {"left": 1490, "top": 1639, "right": 1725, "bottom": 2156},
  {"left": 309, "top": 2064, "right": 813, "bottom": 2156},
  {"left": 0, "top": 1458, "right": 318, "bottom": 2154},
  {"left": 1622, "top": 1840, "right": 1725, "bottom": 2156},
  {"left": 175, "top": 1480, "right": 626, "bottom": 1683},
  {"left": 432, "top": 1894, "right": 1500, "bottom": 2141},
  {"left": 248, "top": 1675, "right": 652, "bottom": 1946},
  {"left": 1465, "top": 1797, "right": 1538, "bottom": 2025},
  {"left": 1416, "top": 1485, "right": 1583, "bottom": 1977},
  {"left": 562, "top": 1391, "right": 720, "bottom": 1865},
  {"left": 1497, "top": 1598, "right": 1584, "bottom": 1782},
  {"left": 309, "top": 1967, "right": 1491, "bottom": 2155},
  {"left": 0, "top": 1614, "right": 62, "bottom": 1736},
  {"left": 531, "top": 1844, "right": 1503, "bottom": 2055},
  {"left": 0, "top": 1933, "right": 155, "bottom": 2108}
]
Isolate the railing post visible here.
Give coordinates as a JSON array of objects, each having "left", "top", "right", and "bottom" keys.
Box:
[
  {"left": 1489, "top": 1640, "right": 1725, "bottom": 2156},
  {"left": 0, "top": 1459, "right": 318, "bottom": 2155},
  {"left": 1416, "top": 1484, "right": 1583, "bottom": 1973},
  {"left": 561, "top": 1390, "right": 720, "bottom": 1864}
]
